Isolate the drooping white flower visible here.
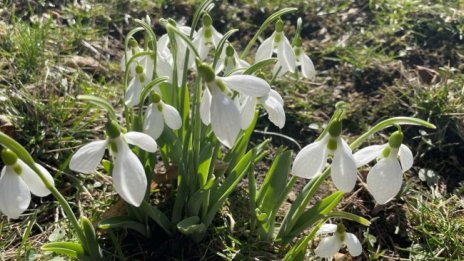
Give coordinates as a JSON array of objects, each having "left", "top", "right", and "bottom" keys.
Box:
[
  {"left": 198, "top": 63, "right": 271, "bottom": 148},
  {"left": 69, "top": 121, "right": 157, "bottom": 207},
  {"left": 125, "top": 59, "right": 154, "bottom": 107},
  {"left": 215, "top": 44, "right": 250, "bottom": 75},
  {"left": 353, "top": 131, "right": 413, "bottom": 204},
  {"left": 239, "top": 89, "right": 285, "bottom": 130},
  {"left": 0, "top": 149, "right": 54, "bottom": 219},
  {"left": 292, "top": 121, "right": 357, "bottom": 192},
  {"left": 255, "top": 19, "right": 296, "bottom": 76},
  {"left": 315, "top": 223, "right": 362, "bottom": 258},
  {"left": 120, "top": 38, "right": 142, "bottom": 74},
  {"left": 275, "top": 36, "right": 316, "bottom": 79},
  {"left": 193, "top": 13, "right": 223, "bottom": 60},
  {"left": 143, "top": 92, "right": 182, "bottom": 139}
]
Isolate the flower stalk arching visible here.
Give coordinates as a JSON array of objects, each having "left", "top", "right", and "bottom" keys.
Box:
[{"left": 0, "top": 132, "right": 99, "bottom": 259}]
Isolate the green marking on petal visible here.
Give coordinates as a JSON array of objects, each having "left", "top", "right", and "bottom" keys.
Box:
[
  {"left": 327, "top": 137, "right": 338, "bottom": 151},
  {"left": 382, "top": 147, "right": 391, "bottom": 158},
  {"left": 13, "top": 164, "right": 22, "bottom": 175}
]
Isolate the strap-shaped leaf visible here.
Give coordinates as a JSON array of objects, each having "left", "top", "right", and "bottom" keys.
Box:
[
  {"left": 281, "top": 191, "right": 344, "bottom": 243},
  {"left": 41, "top": 242, "right": 85, "bottom": 259},
  {"left": 141, "top": 201, "right": 172, "bottom": 236},
  {"left": 98, "top": 216, "right": 149, "bottom": 237}
]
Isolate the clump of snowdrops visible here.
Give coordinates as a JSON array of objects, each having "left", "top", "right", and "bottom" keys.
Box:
[{"left": 0, "top": 1, "right": 435, "bottom": 259}]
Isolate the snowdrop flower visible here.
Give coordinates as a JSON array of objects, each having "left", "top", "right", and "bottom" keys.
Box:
[
  {"left": 193, "top": 13, "right": 223, "bottom": 60},
  {"left": 353, "top": 131, "right": 413, "bottom": 204},
  {"left": 198, "top": 62, "right": 271, "bottom": 148},
  {"left": 144, "top": 92, "right": 182, "bottom": 139},
  {"left": 69, "top": 121, "right": 157, "bottom": 207},
  {"left": 120, "top": 38, "right": 142, "bottom": 73},
  {"left": 0, "top": 149, "right": 54, "bottom": 219},
  {"left": 292, "top": 37, "right": 316, "bottom": 80},
  {"left": 315, "top": 223, "right": 362, "bottom": 258},
  {"left": 239, "top": 89, "right": 285, "bottom": 129},
  {"left": 255, "top": 19, "right": 296, "bottom": 76},
  {"left": 125, "top": 59, "right": 154, "bottom": 107},
  {"left": 159, "top": 22, "right": 197, "bottom": 86},
  {"left": 215, "top": 44, "right": 250, "bottom": 75},
  {"left": 292, "top": 121, "right": 357, "bottom": 192}
]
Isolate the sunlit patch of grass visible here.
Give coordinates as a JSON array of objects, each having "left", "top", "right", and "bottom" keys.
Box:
[{"left": 404, "top": 185, "right": 464, "bottom": 260}]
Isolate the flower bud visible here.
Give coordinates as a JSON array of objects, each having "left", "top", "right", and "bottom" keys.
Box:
[
  {"left": 275, "top": 19, "right": 284, "bottom": 32},
  {"left": 1, "top": 149, "right": 18, "bottom": 166},
  {"left": 106, "top": 120, "right": 121, "bottom": 139},
  {"left": 328, "top": 120, "right": 342, "bottom": 137},
  {"left": 202, "top": 13, "right": 213, "bottom": 27},
  {"left": 388, "top": 130, "right": 403, "bottom": 149}
]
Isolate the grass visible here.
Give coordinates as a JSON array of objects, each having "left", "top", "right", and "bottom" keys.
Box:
[{"left": 1, "top": 0, "right": 463, "bottom": 259}]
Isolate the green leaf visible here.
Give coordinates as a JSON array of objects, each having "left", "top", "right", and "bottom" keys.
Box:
[
  {"left": 243, "top": 58, "right": 277, "bottom": 75},
  {"left": 41, "top": 242, "right": 85, "bottom": 259},
  {"left": 327, "top": 211, "right": 371, "bottom": 226},
  {"left": 257, "top": 149, "right": 292, "bottom": 214},
  {"left": 282, "top": 191, "right": 344, "bottom": 243},
  {"left": 141, "top": 201, "right": 172, "bottom": 236},
  {"left": 77, "top": 95, "right": 116, "bottom": 119},
  {"left": 98, "top": 216, "right": 148, "bottom": 237},
  {"left": 80, "top": 217, "right": 102, "bottom": 259},
  {"left": 176, "top": 216, "right": 206, "bottom": 236}
]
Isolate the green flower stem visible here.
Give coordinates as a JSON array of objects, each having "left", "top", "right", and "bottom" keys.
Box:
[
  {"left": 349, "top": 116, "right": 436, "bottom": 150},
  {"left": 240, "top": 8, "right": 297, "bottom": 59}
]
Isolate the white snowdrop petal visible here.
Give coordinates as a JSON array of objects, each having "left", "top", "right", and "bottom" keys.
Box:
[
  {"left": 210, "top": 91, "right": 241, "bottom": 148},
  {"left": 367, "top": 157, "right": 403, "bottom": 204},
  {"left": 300, "top": 53, "right": 316, "bottom": 80},
  {"left": 220, "top": 75, "right": 271, "bottom": 97},
  {"left": 0, "top": 167, "right": 31, "bottom": 219},
  {"left": 292, "top": 136, "right": 329, "bottom": 179},
  {"left": 315, "top": 235, "right": 342, "bottom": 258},
  {"left": 255, "top": 35, "right": 274, "bottom": 62},
  {"left": 240, "top": 96, "right": 257, "bottom": 130},
  {"left": 162, "top": 103, "right": 182, "bottom": 130},
  {"left": 19, "top": 161, "right": 53, "bottom": 197},
  {"left": 125, "top": 132, "right": 158, "bottom": 153},
  {"left": 353, "top": 144, "right": 384, "bottom": 167},
  {"left": 277, "top": 36, "right": 296, "bottom": 73},
  {"left": 112, "top": 140, "right": 147, "bottom": 207},
  {"left": 269, "top": 89, "right": 284, "bottom": 105},
  {"left": 211, "top": 27, "right": 223, "bottom": 46},
  {"left": 399, "top": 144, "right": 413, "bottom": 172},
  {"left": 260, "top": 92, "right": 285, "bottom": 129},
  {"left": 272, "top": 59, "right": 289, "bottom": 78},
  {"left": 69, "top": 140, "right": 107, "bottom": 174},
  {"left": 345, "top": 233, "right": 363, "bottom": 257},
  {"left": 331, "top": 138, "right": 358, "bottom": 192},
  {"left": 200, "top": 88, "right": 212, "bottom": 125},
  {"left": 316, "top": 224, "right": 338, "bottom": 236},
  {"left": 125, "top": 77, "right": 143, "bottom": 107},
  {"left": 193, "top": 28, "right": 209, "bottom": 60},
  {"left": 144, "top": 104, "right": 165, "bottom": 140}
]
